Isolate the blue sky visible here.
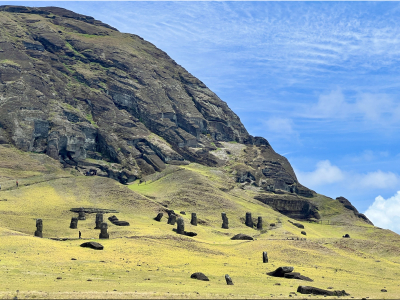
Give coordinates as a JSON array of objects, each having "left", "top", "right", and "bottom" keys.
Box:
[{"left": 7, "top": 1, "right": 400, "bottom": 233}]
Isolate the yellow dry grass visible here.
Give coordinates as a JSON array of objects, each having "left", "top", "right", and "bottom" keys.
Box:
[{"left": 0, "top": 149, "right": 399, "bottom": 299}]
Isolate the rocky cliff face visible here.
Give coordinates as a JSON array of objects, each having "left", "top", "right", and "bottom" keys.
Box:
[{"left": 2, "top": 5, "right": 366, "bottom": 223}]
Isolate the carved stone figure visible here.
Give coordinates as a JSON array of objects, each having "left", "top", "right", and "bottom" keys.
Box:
[
  {"left": 177, "top": 217, "right": 185, "bottom": 234},
  {"left": 245, "top": 212, "right": 253, "bottom": 228},
  {"left": 94, "top": 213, "right": 103, "bottom": 229},
  {"left": 257, "top": 216, "right": 263, "bottom": 230},
  {"left": 34, "top": 219, "right": 43, "bottom": 238},
  {"left": 221, "top": 212, "right": 229, "bottom": 229},
  {"left": 191, "top": 213, "right": 197, "bottom": 226},
  {"left": 78, "top": 207, "right": 86, "bottom": 220},
  {"left": 70, "top": 217, "right": 78, "bottom": 229},
  {"left": 99, "top": 222, "right": 109, "bottom": 239}
]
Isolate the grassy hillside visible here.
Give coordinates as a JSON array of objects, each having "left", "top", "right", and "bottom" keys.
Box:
[{"left": 0, "top": 146, "right": 399, "bottom": 299}]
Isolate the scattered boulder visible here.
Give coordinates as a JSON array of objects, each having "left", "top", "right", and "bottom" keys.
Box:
[
  {"left": 267, "top": 266, "right": 294, "bottom": 277},
  {"left": 99, "top": 222, "right": 109, "bottom": 239},
  {"left": 34, "top": 219, "right": 43, "bottom": 238},
  {"left": 180, "top": 211, "right": 186, "bottom": 215},
  {"left": 263, "top": 251, "right": 268, "bottom": 263},
  {"left": 343, "top": 234, "right": 350, "bottom": 238},
  {"left": 94, "top": 213, "right": 103, "bottom": 229},
  {"left": 191, "top": 213, "right": 197, "bottom": 226},
  {"left": 185, "top": 231, "right": 198, "bottom": 237},
  {"left": 80, "top": 242, "right": 104, "bottom": 250},
  {"left": 301, "top": 231, "right": 306, "bottom": 235},
  {"left": 70, "top": 217, "right": 78, "bottom": 229},
  {"left": 297, "top": 286, "right": 349, "bottom": 296},
  {"left": 381, "top": 289, "right": 387, "bottom": 292},
  {"left": 270, "top": 223, "right": 276, "bottom": 227},
  {"left": 257, "top": 216, "right": 263, "bottom": 230},
  {"left": 177, "top": 217, "right": 185, "bottom": 234},
  {"left": 221, "top": 212, "right": 229, "bottom": 229},
  {"left": 78, "top": 208, "right": 86, "bottom": 220},
  {"left": 108, "top": 215, "right": 130, "bottom": 226},
  {"left": 231, "top": 233, "right": 253, "bottom": 241},
  {"left": 245, "top": 212, "right": 253, "bottom": 228},
  {"left": 190, "top": 272, "right": 209, "bottom": 281},
  {"left": 154, "top": 213, "right": 163, "bottom": 222},
  {"left": 225, "top": 274, "right": 234, "bottom": 285}
]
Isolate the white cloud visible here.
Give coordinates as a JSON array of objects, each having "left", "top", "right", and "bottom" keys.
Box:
[
  {"left": 264, "top": 117, "right": 296, "bottom": 135},
  {"left": 364, "top": 191, "right": 400, "bottom": 232},
  {"left": 296, "top": 160, "right": 345, "bottom": 187},
  {"left": 356, "top": 170, "right": 400, "bottom": 189},
  {"left": 312, "top": 89, "right": 348, "bottom": 118}
]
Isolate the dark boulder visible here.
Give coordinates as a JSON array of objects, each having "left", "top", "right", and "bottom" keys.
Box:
[
  {"left": 343, "top": 234, "right": 350, "bottom": 238},
  {"left": 80, "top": 242, "right": 104, "bottom": 250},
  {"left": 231, "top": 233, "right": 253, "bottom": 241},
  {"left": 180, "top": 211, "right": 186, "bottom": 215},
  {"left": 297, "top": 286, "right": 349, "bottom": 296},
  {"left": 225, "top": 274, "right": 233, "bottom": 285},
  {"left": 190, "top": 272, "right": 209, "bottom": 281},
  {"left": 267, "top": 266, "right": 294, "bottom": 277},
  {"left": 289, "top": 220, "right": 304, "bottom": 229},
  {"left": 301, "top": 231, "right": 306, "bottom": 235}
]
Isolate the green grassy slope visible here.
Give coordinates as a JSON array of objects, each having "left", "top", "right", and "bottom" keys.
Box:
[{"left": 0, "top": 146, "right": 399, "bottom": 299}]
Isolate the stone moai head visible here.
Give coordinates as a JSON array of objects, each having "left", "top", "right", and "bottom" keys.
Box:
[
  {"left": 190, "top": 213, "right": 197, "bottom": 226},
  {"left": 36, "top": 219, "right": 43, "bottom": 231},
  {"left": 78, "top": 208, "right": 86, "bottom": 220},
  {"left": 95, "top": 213, "right": 103, "bottom": 229},
  {"left": 177, "top": 217, "right": 185, "bottom": 234},
  {"left": 245, "top": 212, "right": 253, "bottom": 227},
  {"left": 257, "top": 216, "right": 263, "bottom": 230},
  {"left": 70, "top": 217, "right": 78, "bottom": 229},
  {"left": 99, "top": 222, "right": 109, "bottom": 239},
  {"left": 221, "top": 212, "right": 229, "bottom": 229}
]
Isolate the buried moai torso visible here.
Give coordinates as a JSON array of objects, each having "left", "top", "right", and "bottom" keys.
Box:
[
  {"left": 94, "top": 213, "right": 103, "bottom": 229},
  {"left": 257, "top": 216, "right": 263, "bottom": 230},
  {"left": 177, "top": 217, "right": 185, "bottom": 234},
  {"left": 99, "top": 222, "right": 109, "bottom": 239},
  {"left": 245, "top": 212, "right": 253, "bottom": 228},
  {"left": 190, "top": 213, "right": 197, "bottom": 226},
  {"left": 221, "top": 212, "right": 229, "bottom": 229},
  {"left": 34, "top": 218, "right": 43, "bottom": 238},
  {"left": 167, "top": 213, "right": 176, "bottom": 225},
  {"left": 70, "top": 217, "right": 78, "bottom": 229}
]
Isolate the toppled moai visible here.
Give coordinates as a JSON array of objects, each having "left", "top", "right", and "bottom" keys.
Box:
[
  {"left": 167, "top": 213, "right": 176, "bottom": 225},
  {"left": 34, "top": 219, "right": 43, "bottom": 238},
  {"left": 191, "top": 213, "right": 197, "bottom": 226},
  {"left": 99, "top": 222, "right": 109, "bottom": 239},
  {"left": 263, "top": 251, "right": 268, "bottom": 263},
  {"left": 94, "top": 213, "right": 103, "bottom": 229},
  {"left": 245, "top": 212, "right": 253, "bottom": 228},
  {"left": 78, "top": 208, "right": 86, "bottom": 220},
  {"left": 177, "top": 217, "right": 185, "bottom": 234},
  {"left": 154, "top": 213, "right": 163, "bottom": 222},
  {"left": 70, "top": 217, "right": 78, "bottom": 229},
  {"left": 257, "top": 216, "right": 263, "bottom": 230},
  {"left": 225, "top": 274, "right": 234, "bottom": 285},
  {"left": 221, "top": 212, "right": 229, "bottom": 229}
]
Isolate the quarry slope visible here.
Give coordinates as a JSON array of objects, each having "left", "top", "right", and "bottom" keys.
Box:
[{"left": 0, "top": 145, "right": 399, "bottom": 299}]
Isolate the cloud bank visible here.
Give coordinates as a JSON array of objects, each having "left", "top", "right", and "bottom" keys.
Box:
[{"left": 365, "top": 192, "right": 400, "bottom": 233}]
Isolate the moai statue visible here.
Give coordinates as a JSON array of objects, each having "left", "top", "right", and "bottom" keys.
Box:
[
  {"left": 263, "top": 251, "right": 268, "bottom": 263},
  {"left": 225, "top": 274, "right": 234, "bottom": 285},
  {"left": 190, "top": 213, "right": 197, "bottom": 226},
  {"left": 154, "top": 213, "right": 163, "bottom": 222},
  {"left": 245, "top": 212, "right": 253, "bottom": 228},
  {"left": 70, "top": 217, "right": 78, "bottom": 229},
  {"left": 99, "top": 222, "right": 109, "bottom": 239},
  {"left": 221, "top": 212, "right": 229, "bottom": 229},
  {"left": 257, "top": 216, "right": 263, "bottom": 230},
  {"left": 34, "top": 219, "right": 43, "bottom": 238},
  {"left": 177, "top": 217, "right": 185, "bottom": 234},
  {"left": 94, "top": 213, "right": 103, "bottom": 229},
  {"left": 168, "top": 213, "right": 176, "bottom": 225},
  {"left": 78, "top": 207, "right": 86, "bottom": 220}
]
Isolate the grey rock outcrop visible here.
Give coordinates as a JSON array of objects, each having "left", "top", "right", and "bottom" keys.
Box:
[
  {"left": 34, "top": 218, "right": 43, "bottom": 238},
  {"left": 221, "top": 212, "right": 229, "bottom": 229},
  {"left": 99, "top": 222, "right": 109, "bottom": 239},
  {"left": 70, "top": 217, "right": 78, "bottom": 229},
  {"left": 336, "top": 197, "right": 374, "bottom": 225}
]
